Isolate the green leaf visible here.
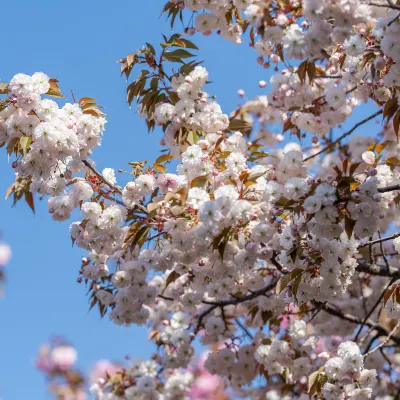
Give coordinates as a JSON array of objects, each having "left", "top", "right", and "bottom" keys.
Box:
[{"left": 163, "top": 49, "right": 195, "bottom": 62}]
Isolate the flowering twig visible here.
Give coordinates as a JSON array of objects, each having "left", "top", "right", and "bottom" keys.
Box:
[{"left": 82, "top": 160, "right": 123, "bottom": 195}]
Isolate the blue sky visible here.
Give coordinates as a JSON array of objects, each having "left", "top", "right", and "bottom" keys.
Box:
[{"left": 0, "top": 1, "right": 379, "bottom": 399}]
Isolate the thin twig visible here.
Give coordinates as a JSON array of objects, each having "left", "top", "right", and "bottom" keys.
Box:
[
  {"left": 82, "top": 160, "right": 149, "bottom": 214},
  {"left": 354, "top": 278, "right": 396, "bottom": 341},
  {"left": 235, "top": 319, "right": 254, "bottom": 340},
  {"left": 82, "top": 160, "right": 123, "bottom": 195},
  {"left": 304, "top": 110, "right": 383, "bottom": 161},
  {"left": 378, "top": 230, "right": 390, "bottom": 274},
  {"left": 364, "top": 320, "right": 400, "bottom": 358},
  {"left": 363, "top": 332, "right": 380, "bottom": 354}
]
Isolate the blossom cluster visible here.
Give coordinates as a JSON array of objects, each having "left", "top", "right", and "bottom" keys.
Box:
[{"left": 1, "top": 72, "right": 106, "bottom": 221}]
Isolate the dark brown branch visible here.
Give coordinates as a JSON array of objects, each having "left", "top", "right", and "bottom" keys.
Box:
[
  {"left": 322, "top": 303, "right": 400, "bottom": 346},
  {"left": 359, "top": 233, "right": 400, "bottom": 249},
  {"left": 378, "top": 184, "right": 400, "bottom": 193},
  {"left": 356, "top": 259, "right": 400, "bottom": 279},
  {"left": 369, "top": 2, "right": 400, "bottom": 10},
  {"left": 195, "top": 281, "right": 277, "bottom": 334},
  {"left": 304, "top": 110, "right": 383, "bottom": 161}
]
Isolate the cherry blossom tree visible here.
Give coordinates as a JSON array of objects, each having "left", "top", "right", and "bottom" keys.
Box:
[{"left": 2, "top": 0, "right": 400, "bottom": 398}]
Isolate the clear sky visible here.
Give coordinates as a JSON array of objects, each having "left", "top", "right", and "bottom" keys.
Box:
[{"left": 0, "top": 1, "right": 379, "bottom": 399}]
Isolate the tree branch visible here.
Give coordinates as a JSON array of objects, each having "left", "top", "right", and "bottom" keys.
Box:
[
  {"left": 364, "top": 319, "right": 400, "bottom": 357},
  {"left": 378, "top": 184, "right": 400, "bottom": 193},
  {"left": 304, "top": 110, "right": 383, "bottom": 161},
  {"left": 235, "top": 319, "right": 254, "bottom": 340},
  {"left": 82, "top": 160, "right": 123, "bottom": 195},
  {"left": 195, "top": 281, "right": 277, "bottom": 333},
  {"left": 82, "top": 159, "right": 148, "bottom": 214},
  {"left": 322, "top": 303, "right": 400, "bottom": 346},
  {"left": 356, "top": 259, "right": 400, "bottom": 279},
  {"left": 358, "top": 233, "right": 400, "bottom": 249},
  {"left": 354, "top": 278, "right": 397, "bottom": 341}
]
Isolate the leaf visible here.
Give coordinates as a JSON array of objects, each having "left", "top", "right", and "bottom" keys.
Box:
[
  {"left": 0, "top": 99, "right": 9, "bottom": 112},
  {"left": 297, "top": 61, "right": 308, "bottom": 84},
  {"left": 349, "top": 162, "right": 361, "bottom": 176},
  {"left": 187, "top": 130, "right": 200, "bottom": 145},
  {"left": 393, "top": 110, "right": 400, "bottom": 141},
  {"left": 276, "top": 269, "right": 303, "bottom": 294},
  {"left": 126, "top": 53, "right": 136, "bottom": 67},
  {"left": 376, "top": 141, "right": 389, "bottom": 154},
  {"left": 383, "top": 97, "right": 398, "bottom": 121},
  {"left": 131, "top": 226, "right": 150, "bottom": 250},
  {"left": 5, "top": 183, "right": 14, "bottom": 200},
  {"left": 146, "top": 42, "right": 156, "bottom": 56},
  {"left": 344, "top": 215, "right": 355, "bottom": 239},
  {"left": 276, "top": 275, "right": 292, "bottom": 294},
  {"left": 292, "top": 274, "right": 302, "bottom": 300},
  {"left": 153, "top": 163, "right": 167, "bottom": 174},
  {"left": 307, "top": 371, "right": 320, "bottom": 395},
  {"left": 19, "top": 136, "right": 32, "bottom": 155},
  {"left": 228, "top": 119, "right": 252, "bottom": 135},
  {"left": 178, "top": 38, "right": 198, "bottom": 50},
  {"left": 350, "top": 181, "right": 359, "bottom": 191},
  {"left": 124, "top": 221, "right": 145, "bottom": 246},
  {"left": 190, "top": 175, "right": 208, "bottom": 188},
  {"left": 163, "top": 49, "right": 195, "bottom": 63},
  {"left": 383, "top": 284, "right": 397, "bottom": 306},
  {"left": 0, "top": 83, "right": 9, "bottom": 94},
  {"left": 155, "top": 154, "right": 173, "bottom": 164},
  {"left": 164, "top": 270, "right": 181, "bottom": 291},
  {"left": 386, "top": 157, "right": 400, "bottom": 167},
  {"left": 307, "top": 61, "right": 316, "bottom": 83},
  {"left": 46, "top": 79, "right": 64, "bottom": 98},
  {"left": 79, "top": 97, "right": 96, "bottom": 106},
  {"left": 25, "top": 191, "right": 35, "bottom": 213}
]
